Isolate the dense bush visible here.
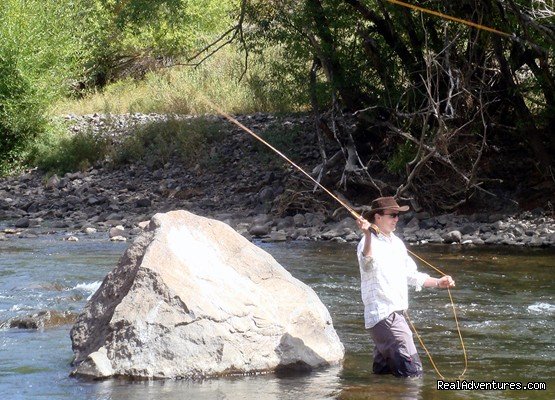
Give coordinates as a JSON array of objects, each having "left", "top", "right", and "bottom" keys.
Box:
[
  {"left": 0, "top": 0, "right": 90, "bottom": 173},
  {"left": 0, "top": 51, "right": 46, "bottom": 173}
]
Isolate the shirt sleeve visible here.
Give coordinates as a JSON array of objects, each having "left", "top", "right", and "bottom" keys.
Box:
[
  {"left": 405, "top": 252, "right": 429, "bottom": 291},
  {"left": 357, "top": 236, "right": 374, "bottom": 272}
]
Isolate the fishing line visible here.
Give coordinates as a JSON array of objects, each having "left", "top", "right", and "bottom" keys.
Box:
[
  {"left": 386, "top": 0, "right": 510, "bottom": 38},
  {"left": 198, "top": 94, "right": 468, "bottom": 379}
]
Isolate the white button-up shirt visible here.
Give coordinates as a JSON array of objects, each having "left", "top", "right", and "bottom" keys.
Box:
[{"left": 357, "top": 232, "right": 429, "bottom": 328}]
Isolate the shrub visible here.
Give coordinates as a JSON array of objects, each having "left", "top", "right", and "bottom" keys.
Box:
[
  {"left": 28, "top": 124, "right": 111, "bottom": 174},
  {"left": 0, "top": 51, "right": 46, "bottom": 174},
  {"left": 115, "top": 117, "right": 223, "bottom": 168}
]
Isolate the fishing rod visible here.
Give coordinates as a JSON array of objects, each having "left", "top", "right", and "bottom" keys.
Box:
[
  {"left": 198, "top": 94, "right": 467, "bottom": 379},
  {"left": 386, "top": 0, "right": 547, "bottom": 53}
]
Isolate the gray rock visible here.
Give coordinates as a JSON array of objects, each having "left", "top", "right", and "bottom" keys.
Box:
[
  {"left": 46, "top": 174, "right": 60, "bottom": 189},
  {"left": 249, "top": 224, "right": 272, "bottom": 237},
  {"left": 70, "top": 210, "right": 343, "bottom": 379},
  {"left": 415, "top": 212, "right": 430, "bottom": 220},
  {"left": 293, "top": 214, "right": 306, "bottom": 227},
  {"left": 488, "top": 214, "right": 504, "bottom": 223},
  {"left": 28, "top": 218, "right": 42, "bottom": 227},
  {"left": 276, "top": 217, "right": 294, "bottom": 231},
  {"left": 253, "top": 214, "right": 272, "bottom": 226},
  {"left": 442, "top": 230, "right": 462, "bottom": 243},
  {"left": 428, "top": 233, "right": 444, "bottom": 243},
  {"left": 460, "top": 224, "right": 477, "bottom": 235},
  {"left": 305, "top": 213, "right": 325, "bottom": 227},
  {"left": 266, "top": 231, "right": 288, "bottom": 242},
  {"left": 485, "top": 235, "right": 500, "bottom": 244},
  {"left": 420, "top": 218, "right": 437, "bottom": 229},
  {"left": 492, "top": 220, "right": 508, "bottom": 230},
  {"left": 136, "top": 198, "right": 152, "bottom": 208},
  {"left": 436, "top": 214, "right": 454, "bottom": 226},
  {"left": 109, "top": 226, "right": 125, "bottom": 238},
  {"left": 529, "top": 236, "right": 544, "bottom": 247},
  {"left": 258, "top": 187, "right": 274, "bottom": 203},
  {"left": 406, "top": 217, "right": 420, "bottom": 229},
  {"left": 14, "top": 218, "right": 30, "bottom": 228}
]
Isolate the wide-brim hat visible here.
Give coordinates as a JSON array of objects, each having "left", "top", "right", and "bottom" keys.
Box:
[{"left": 365, "top": 196, "right": 409, "bottom": 217}]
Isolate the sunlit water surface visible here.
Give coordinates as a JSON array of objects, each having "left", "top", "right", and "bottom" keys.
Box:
[{"left": 0, "top": 235, "right": 553, "bottom": 399}]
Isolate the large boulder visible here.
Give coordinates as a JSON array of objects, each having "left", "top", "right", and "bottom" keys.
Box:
[{"left": 70, "top": 210, "right": 344, "bottom": 379}]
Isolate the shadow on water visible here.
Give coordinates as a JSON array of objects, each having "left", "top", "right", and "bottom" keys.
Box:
[{"left": 0, "top": 237, "right": 553, "bottom": 399}]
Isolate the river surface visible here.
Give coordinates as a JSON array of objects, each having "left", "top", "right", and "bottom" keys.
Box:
[{"left": 0, "top": 234, "right": 553, "bottom": 399}]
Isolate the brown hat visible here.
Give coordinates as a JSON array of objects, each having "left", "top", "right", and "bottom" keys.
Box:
[{"left": 366, "top": 196, "right": 409, "bottom": 217}]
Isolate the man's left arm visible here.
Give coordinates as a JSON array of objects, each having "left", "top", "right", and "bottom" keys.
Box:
[
  {"left": 423, "top": 276, "right": 455, "bottom": 289},
  {"left": 405, "top": 253, "right": 455, "bottom": 290}
]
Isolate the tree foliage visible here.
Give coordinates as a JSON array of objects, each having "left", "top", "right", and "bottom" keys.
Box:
[
  {"left": 0, "top": 0, "right": 89, "bottom": 172},
  {"left": 81, "top": 0, "right": 236, "bottom": 87},
  {"left": 242, "top": 0, "right": 555, "bottom": 210},
  {"left": 0, "top": 0, "right": 236, "bottom": 172}
]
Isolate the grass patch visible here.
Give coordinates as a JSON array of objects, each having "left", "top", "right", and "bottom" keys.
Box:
[
  {"left": 27, "top": 122, "right": 111, "bottom": 174},
  {"left": 53, "top": 46, "right": 303, "bottom": 116},
  {"left": 115, "top": 118, "right": 223, "bottom": 169},
  {"left": 27, "top": 116, "right": 225, "bottom": 175}
]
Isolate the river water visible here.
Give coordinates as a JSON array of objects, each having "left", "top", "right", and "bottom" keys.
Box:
[{"left": 0, "top": 234, "right": 553, "bottom": 399}]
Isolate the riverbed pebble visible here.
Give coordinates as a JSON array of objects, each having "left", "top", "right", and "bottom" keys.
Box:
[{"left": 0, "top": 113, "right": 553, "bottom": 247}]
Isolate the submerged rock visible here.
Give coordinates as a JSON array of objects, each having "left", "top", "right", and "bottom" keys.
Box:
[{"left": 70, "top": 210, "right": 344, "bottom": 379}]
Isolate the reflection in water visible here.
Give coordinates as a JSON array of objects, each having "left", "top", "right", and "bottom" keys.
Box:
[
  {"left": 87, "top": 366, "right": 343, "bottom": 400},
  {"left": 339, "top": 376, "right": 423, "bottom": 400}
]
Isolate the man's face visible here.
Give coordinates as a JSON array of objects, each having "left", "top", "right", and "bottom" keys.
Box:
[{"left": 375, "top": 211, "right": 400, "bottom": 235}]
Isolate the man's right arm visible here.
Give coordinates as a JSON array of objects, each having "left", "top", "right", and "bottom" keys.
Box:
[
  {"left": 356, "top": 218, "right": 375, "bottom": 271},
  {"left": 356, "top": 217, "right": 373, "bottom": 257}
]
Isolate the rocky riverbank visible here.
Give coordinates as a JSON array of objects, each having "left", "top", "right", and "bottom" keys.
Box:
[{"left": 1, "top": 113, "right": 554, "bottom": 247}]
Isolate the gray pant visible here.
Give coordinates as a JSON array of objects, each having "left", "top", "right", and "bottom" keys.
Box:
[{"left": 369, "top": 311, "right": 423, "bottom": 377}]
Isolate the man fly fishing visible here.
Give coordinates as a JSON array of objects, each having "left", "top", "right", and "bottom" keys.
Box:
[{"left": 355, "top": 196, "right": 455, "bottom": 378}]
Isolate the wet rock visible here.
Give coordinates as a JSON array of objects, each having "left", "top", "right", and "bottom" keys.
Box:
[
  {"left": 109, "top": 226, "right": 125, "bottom": 238},
  {"left": 70, "top": 210, "right": 344, "bottom": 379},
  {"left": 110, "top": 235, "right": 127, "bottom": 242},
  {"left": 265, "top": 231, "right": 288, "bottom": 242},
  {"left": 9, "top": 310, "right": 77, "bottom": 329},
  {"left": 249, "top": 224, "right": 272, "bottom": 237}
]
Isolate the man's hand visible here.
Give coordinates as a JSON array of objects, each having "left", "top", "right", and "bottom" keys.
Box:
[
  {"left": 356, "top": 217, "right": 379, "bottom": 235},
  {"left": 437, "top": 275, "right": 455, "bottom": 288}
]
